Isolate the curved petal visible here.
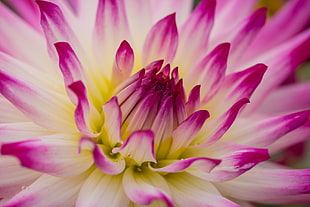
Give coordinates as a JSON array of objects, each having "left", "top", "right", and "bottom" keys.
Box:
[
  {"left": 0, "top": 71, "right": 76, "bottom": 132},
  {"left": 79, "top": 138, "right": 125, "bottom": 175},
  {"left": 113, "top": 130, "right": 156, "bottom": 165},
  {"left": 2, "top": 171, "right": 90, "bottom": 207},
  {"left": 150, "top": 157, "right": 220, "bottom": 173},
  {"left": 215, "top": 163, "right": 310, "bottom": 204},
  {"left": 142, "top": 13, "right": 178, "bottom": 65},
  {"left": 76, "top": 168, "right": 129, "bottom": 207},
  {"left": 0, "top": 96, "right": 27, "bottom": 123},
  {"left": 123, "top": 167, "right": 174, "bottom": 207},
  {"left": 1, "top": 134, "right": 93, "bottom": 177},
  {"left": 166, "top": 172, "right": 241, "bottom": 207}
]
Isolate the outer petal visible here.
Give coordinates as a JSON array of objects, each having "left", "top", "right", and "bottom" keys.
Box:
[
  {"left": 223, "top": 110, "right": 310, "bottom": 147},
  {"left": 174, "top": 0, "right": 216, "bottom": 70},
  {"left": 113, "top": 130, "right": 156, "bottom": 165},
  {"left": 79, "top": 138, "right": 125, "bottom": 175},
  {"left": 0, "top": 96, "right": 27, "bottom": 123},
  {"left": 76, "top": 168, "right": 129, "bottom": 207},
  {"left": 183, "top": 142, "right": 270, "bottom": 182},
  {"left": 0, "top": 71, "right": 75, "bottom": 132},
  {"left": 166, "top": 172, "right": 241, "bottom": 207},
  {"left": 142, "top": 14, "right": 178, "bottom": 65},
  {"left": 1, "top": 134, "right": 93, "bottom": 177},
  {"left": 2, "top": 171, "right": 90, "bottom": 207},
  {"left": 215, "top": 163, "right": 310, "bottom": 204},
  {"left": 123, "top": 167, "right": 174, "bottom": 207},
  {"left": 0, "top": 157, "right": 41, "bottom": 198}
]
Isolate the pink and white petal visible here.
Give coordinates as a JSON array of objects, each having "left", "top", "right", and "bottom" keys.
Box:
[
  {"left": 2, "top": 170, "right": 91, "bottom": 207},
  {"left": 222, "top": 110, "right": 310, "bottom": 147},
  {"left": 184, "top": 43, "right": 230, "bottom": 103},
  {"left": 79, "top": 138, "right": 125, "bottom": 175},
  {"left": 69, "top": 81, "right": 101, "bottom": 137},
  {"left": 246, "top": 0, "right": 310, "bottom": 57},
  {"left": 0, "top": 156, "right": 41, "bottom": 198},
  {"left": 174, "top": 0, "right": 216, "bottom": 71},
  {"left": 0, "top": 51, "right": 62, "bottom": 92},
  {"left": 102, "top": 97, "right": 122, "bottom": 147},
  {"left": 1, "top": 134, "right": 93, "bottom": 177},
  {"left": 5, "top": 0, "right": 41, "bottom": 32},
  {"left": 207, "top": 64, "right": 267, "bottom": 115},
  {"left": 0, "top": 3, "right": 51, "bottom": 70},
  {"left": 256, "top": 82, "right": 310, "bottom": 115},
  {"left": 268, "top": 118, "right": 310, "bottom": 153},
  {"left": 211, "top": 0, "right": 257, "bottom": 37},
  {"left": 185, "top": 85, "right": 201, "bottom": 115},
  {"left": 150, "top": 157, "right": 220, "bottom": 173},
  {"left": 0, "top": 122, "right": 52, "bottom": 143},
  {"left": 0, "top": 71, "right": 76, "bottom": 132},
  {"left": 93, "top": 0, "right": 131, "bottom": 73},
  {"left": 142, "top": 14, "right": 178, "bottom": 65},
  {"left": 0, "top": 96, "right": 28, "bottom": 123},
  {"left": 112, "top": 40, "right": 135, "bottom": 85},
  {"left": 166, "top": 172, "right": 241, "bottom": 207},
  {"left": 244, "top": 29, "right": 310, "bottom": 113},
  {"left": 215, "top": 162, "right": 310, "bottom": 204},
  {"left": 196, "top": 98, "right": 249, "bottom": 147},
  {"left": 168, "top": 110, "right": 210, "bottom": 157},
  {"left": 183, "top": 142, "right": 270, "bottom": 182},
  {"left": 36, "top": 0, "right": 81, "bottom": 61},
  {"left": 113, "top": 130, "right": 156, "bottom": 165},
  {"left": 123, "top": 166, "right": 174, "bottom": 207},
  {"left": 77, "top": 168, "right": 129, "bottom": 207}
]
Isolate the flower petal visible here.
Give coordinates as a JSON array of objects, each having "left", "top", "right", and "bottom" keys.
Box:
[
  {"left": 1, "top": 134, "right": 93, "bottom": 177},
  {"left": 0, "top": 96, "right": 27, "bottom": 123},
  {"left": 0, "top": 71, "right": 75, "bottom": 132},
  {"left": 174, "top": 0, "right": 216, "bottom": 70},
  {"left": 102, "top": 97, "right": 122, "bottom": 147},
  {"left": 142, "top": 13, "right": 178, "bottom": 65},
  {"left": 69, "top": 81, "right": 101, "bottom": 137},
  {"left": 223, "top": 110, "right": 310, "bottom": 147},
  {"left": 79, "top": 138, "right": 125, "bottom": 175},
  {"left": 166, "top": 172, "right": 241, "bottom": 207},
  {"left": 215, "top": 163, "right": 310, "bottom": 204},
  {"left": 168, "top": 110, "right": 210, "bottom": 158},
  {"left": 150, "top": 157, "right": 220, "bottom": 173},
  {"left": 113, "top": 130, "right": 156, "bottom": 165},
  {"left": 2, "top": 171, "right": 91, "bottom": 207},
  {"left": 123, "top": 166, "right": 173, "bottom": 206},
  {"left": 76, "top": 168, "right": 129, "bottom": 207}
]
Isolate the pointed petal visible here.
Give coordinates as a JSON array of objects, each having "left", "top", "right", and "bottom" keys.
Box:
[
  {"left": 112, "top": 40, "right": 135, "bottom": 85},
  {"left": 79, "top": 138, "right": 125, "bottom": 175},
  {"left": 142, "top": 14, "right": 178, "bottom": 65},
  {"left": 150, "top": 157, "right": 220, "bottom": 173},
  {"left": 174, "top": 0, "right": 216, "bottom": 70},
  {"left": 123, "top": 167, "right": 173, "bottom": 207},
  {"left": 2, "top": 171, "right": 90, "bottom": 207},
  {"left": 197, "top": 98, "right": 249, "bottom": 147},
  {"left": 93, "top": 0, "right": 131, "bottom": 72},
  {"left": 168, "top": 110, "right": 210, "bottom": 157},
  {"left": 207, "top": 64, "right": 267, "bottom": 115},
  {"left": 224, "top": 111, "right": 310, "bottom": 147},
  {"left": 166, "top": 172, "right": 241, "bottom": 207},
  {"left": 216, "top": 163, "right": 310, "bottom": 204},
  {"left": 1, "top": 135, "right": 93, "bottom": 177},
  {"left": 0, "top": 157, "right": 41, "bottom": 198},
  {"left": 113, "top": 130, "right": 156, "bottom": 165},
  {"left": 185, "top": 85, "right": 201, "bottom": 115},
  {"left": 77, "top": 168, "right": 129, "bottom": 207},
  {"left": 0, "top": 71, "right": 75, "bottom": 132},
  {"left": 102, "top": 97, "right": 122, "bottom": 147},
  {"left": 184, "top": 142, "right": 269, "bottom": 182},
  {"left": 69, "top": 81, "right": 101, "bottom": 137},
  {"left": 185, "top": 43, "right": 230, "bottom": 103}
]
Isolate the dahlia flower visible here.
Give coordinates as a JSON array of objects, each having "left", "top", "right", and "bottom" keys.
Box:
[{"left": 1, "top": 0, "right": 310, "bottom": 206}]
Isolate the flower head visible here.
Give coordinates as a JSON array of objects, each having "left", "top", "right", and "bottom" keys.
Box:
[{"left": 1, "top": 0, "right": 310, "bottom": 206}]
